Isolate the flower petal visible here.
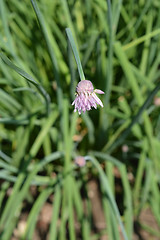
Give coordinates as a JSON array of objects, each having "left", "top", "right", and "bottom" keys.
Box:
[
  {"left": 94, "top": 89, "right": 105, "bottom": 94},
  {"left": 92, "top": 92, "right": 104, "bottom": 107},
  {"left": 72, "top": 80, "right": 104, "bottom": 113}
]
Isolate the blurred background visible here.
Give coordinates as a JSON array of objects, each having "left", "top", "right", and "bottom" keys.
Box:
[{"left": 0, "top": 0, "right": 160, "bottom": 239}]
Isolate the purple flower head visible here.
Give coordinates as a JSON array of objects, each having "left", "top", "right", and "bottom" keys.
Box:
[
  {"left": 75, "top": 156, "right": 86, "bottom": 167},
  {"left": 72, "top": 80, "right": 104, "bottom": 114}
]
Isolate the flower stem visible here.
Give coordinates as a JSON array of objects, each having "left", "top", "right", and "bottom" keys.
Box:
[{"left": 66, "top": 28, "right": 85, "bottom": 81}]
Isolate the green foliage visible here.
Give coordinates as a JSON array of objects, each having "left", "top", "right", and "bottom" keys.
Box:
[{"left": 0, "top": 0, "right": 160, "bottom": 239}]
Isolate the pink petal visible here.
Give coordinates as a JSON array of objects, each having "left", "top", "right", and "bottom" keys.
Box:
[
  {"left": 94, "top": 89, "right": 104, "bottom": 94},
  {"left": 92, "top": 92, "right": 103, "bottom": 107}
]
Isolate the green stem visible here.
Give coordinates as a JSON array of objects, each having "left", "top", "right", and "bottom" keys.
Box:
[
  {"left": 105, "top": 0, "right": 114, "bottom": 105},
  {"left": 66, "top": 28, "right": 85, "bottom": 81},
  {"left": 108, "top": 81, "right": 160, "bottom": 153},
  {"left": 85, "top": 156, "right": 129, "bottom": 240}
]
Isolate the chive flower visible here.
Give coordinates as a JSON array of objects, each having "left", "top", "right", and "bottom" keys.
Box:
[
  {"left": 75, "top": 156, "right": 86, "bottom": 167},
  {"left": 72, "top": 80, "right": 104, "bottom": 114}
]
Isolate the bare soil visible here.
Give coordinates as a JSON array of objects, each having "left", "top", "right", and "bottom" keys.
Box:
[{"left": 11, "top": 180, "right": 160, "bottom": 240}]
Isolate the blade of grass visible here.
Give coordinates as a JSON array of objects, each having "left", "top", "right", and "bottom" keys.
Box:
[
  {"left": 60, "top": 0, "right": 79, "bottom": 47},
  {"left": 72, "top": 179, "right": 91, "bottom": 240},
  {"left": 0, "top": 150, "right": 12, "bottom": 163},
  {"left": 0, "top": 152, "right": 62, "bottom": 234},
  {"left": 133, "top": 139, "right": 147, "bottom": 209},
  {"left": 139, "top": 222, "right": 160, "bottom": 238},
  {"left": 30, "top": 110, "right": 59, "bottom": 158},
  {"left": 0, "top": 160, "right": 17, "bottom": 173},
  {"left": 0, "top": 89, "right": 21, "bottom": 112},
  {"left": 89, "top": 151, "right": 123, "bottom": 168},
  {"left": 82, "top": 113, "right": 95, "bottom": 144},
  {"left": 49, "top": 186, "right": 61, "bottom": 240},
  {"left": 108, "top": 45, "right": 160, "bottom": 155},
  {"left": 136, "top": 159, "right": 153, "bottom": 217},
  {"left": 82, "top": 31, "right": 99, "bottom": 68},
  {"left": 104, "top": 162, "right": 120, "bottom": 240},
  {"left": 62, "top": 98, "right": 76, "bottom": 240},
  {"left": 105, "top": 0, "right": 114, "bottom": 105},
  {"left": 0, "top": 52, "right": 51, "bottom": 115},
  {"left": 112, "top": 0, "right": 123, "bottom": 35},
  {"left": 24, "top": 187, "right": 53, "bottom": 240},
  {"left": 139, "top": 12, "right": 153, "bottom": 74},
  {"left": 0, "top": 0, "right": 16, "bottom": 57},
  {"left": 119, "top": 165, "right": 133, "bottom": 239},
  {"left": 0, "top": 182, "right": 10, "bottom": 214},
  {"left": 30, "top": 0, "right": 62, "bottom": 112},
  {"left": 85, "top": 156, "right": 129, "bottom": 240},
  {"left": 123, "top": 28, "right": 160, "bottom": 51},
  {"left": 150, "top": 177, "right": 160, "bottom": 225}
]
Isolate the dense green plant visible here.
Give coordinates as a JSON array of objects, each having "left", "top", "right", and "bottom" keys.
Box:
[{"left": 0, "top": 0, "right": 160, "bottom": 239}]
